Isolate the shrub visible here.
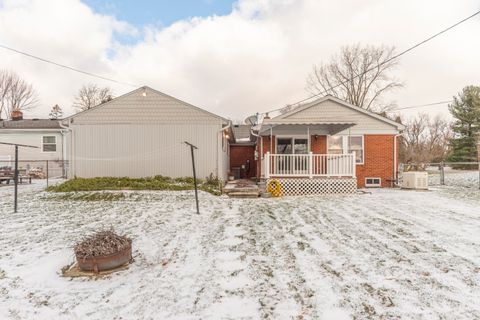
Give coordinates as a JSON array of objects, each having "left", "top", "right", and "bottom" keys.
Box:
[{"left": 47, "top": 176, "right": 222, "bottom": 196}]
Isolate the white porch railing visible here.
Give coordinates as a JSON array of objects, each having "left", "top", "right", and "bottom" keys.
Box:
[{"left": 264, "top": 152, "right": 356, "bottom": 178}]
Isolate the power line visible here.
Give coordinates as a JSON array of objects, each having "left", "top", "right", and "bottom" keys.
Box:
[
  {"left": 0, "top": 44, "right": 140, "bottom": 88},
  {"left": 395, "top": 100, "right": 453, "bottom": 111},
  {"left": 262, "top": 9, "right": 480, "bottom": 115}
]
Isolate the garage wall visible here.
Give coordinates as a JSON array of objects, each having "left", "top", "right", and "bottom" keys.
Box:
[
  {"left": 68, "top": 87, "right": 229, "bottom": 180},
  {"left": 71, "top": 123, "right": 224, "bottom": 179}
]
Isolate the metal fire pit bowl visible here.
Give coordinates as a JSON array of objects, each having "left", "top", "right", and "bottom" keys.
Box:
[{"left": 76, "top": 244, "right": 132, "bottom": 273}]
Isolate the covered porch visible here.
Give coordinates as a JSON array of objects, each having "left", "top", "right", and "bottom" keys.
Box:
[
  {"left": 264, "top": 152, "right": 356, "bottom": 178},
  {"left": 256, "top": 119, "right": 358, "bottom": 195},
  {"left": 258, "top": 119, "right": 357, "bottom": 178}
]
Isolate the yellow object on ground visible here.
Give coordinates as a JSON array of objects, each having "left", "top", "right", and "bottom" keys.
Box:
[{"left": 267, "top": 179, "right": 282, "bottom": 197}]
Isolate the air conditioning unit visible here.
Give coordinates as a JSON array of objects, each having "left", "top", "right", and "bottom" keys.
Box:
[{"left": 402, "top": 171, "right": 428, "bottom": 190}]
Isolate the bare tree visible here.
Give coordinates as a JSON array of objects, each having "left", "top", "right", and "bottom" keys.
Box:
[
  {"left": 73, "top": 84, "right": 114, "bottom": 111},
  {"left": 306, "top": 44, "right": 403, "bottom": 113},
  {"left": 400, "top": 113, "right": 453, "bottom": 164},
  {"left": 0, "top": 70, "right": 38, "bottom": 119},
  {"left": 49, "top": 104, "right": 64, "bottom": 119}
]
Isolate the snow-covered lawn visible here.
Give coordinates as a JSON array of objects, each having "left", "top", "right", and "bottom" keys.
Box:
[{"left": 0, "top": 180, "right": 479, "bottom": 319}]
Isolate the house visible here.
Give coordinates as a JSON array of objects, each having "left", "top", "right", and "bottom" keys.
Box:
[
  {"left": 62, "top": 86, "right": 232, "bottom": 180},
  {"left": 0, "top": 111, "right": 67, "bottom": 177},
  {"left": 253, "top": 95, "right": 405, "bottom": 195}
]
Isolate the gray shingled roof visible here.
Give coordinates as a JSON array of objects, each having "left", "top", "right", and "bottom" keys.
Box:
[{"left": 0, "top": 119, "right": 62, "bottom": 129}]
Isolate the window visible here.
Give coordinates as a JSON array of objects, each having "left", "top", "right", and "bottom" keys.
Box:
[
  {"left": 42, "top": 136, "right": 56, "bottom": 152},
  {"left": 327, "top": 135, "right": 364, "bottom": 164},
  {"left": 327, "top": 136, "right": 343, "bottom": 154},
  {"left": 294, "top": 139, "right": 308, "bottom": 154},
  {"left": 277, "top": 138, "right": 292, "bottom": 154},
  {"left": 276, "top": 138, "right": 308, "bottom": 154},
  {"left": 348, "top": 136, "right": 364, "bottom": 163},
  {"left": 365, "top": 177, "right": 382, "bottom": 187}
]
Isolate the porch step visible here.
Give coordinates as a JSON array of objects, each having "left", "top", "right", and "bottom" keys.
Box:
[
  {"left": 228, "top": 191, "right": 260, "bottom": 198},
  {"left": 223, "top": 187, "right": 259, "bottom": 194}
]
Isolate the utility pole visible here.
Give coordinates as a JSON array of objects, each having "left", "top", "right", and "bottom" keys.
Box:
[{"left": 184, "top": 141, "right": 200, "bottom": 214}]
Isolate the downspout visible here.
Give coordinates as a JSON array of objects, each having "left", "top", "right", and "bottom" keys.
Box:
[
  {"left": 217, "top": 122, "right": 231, "bottom": 180},
  {"left": 269, "top": 127, "right": 273, "bottom": 154},
  {"left": 59, "top": 121, "right": 71, "bottom": 178},
  {"left": 251, "top": 128, "right": 261, "bottom": 179},
  {"left": 393, "top": 132, "right": 403, "bottom": 185}
]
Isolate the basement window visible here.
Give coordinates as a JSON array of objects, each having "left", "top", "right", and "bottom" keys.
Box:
[
  {"left": 42, "top": 136, "right": 57, "bottom": 152},
  {"left": 365, "top": 177, "right": 382, "bottom": 187}
]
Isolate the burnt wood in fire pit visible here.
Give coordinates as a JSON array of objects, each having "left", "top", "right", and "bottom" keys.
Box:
[{"left": 74, "top": 231, "right": 132, "bottom": 272}]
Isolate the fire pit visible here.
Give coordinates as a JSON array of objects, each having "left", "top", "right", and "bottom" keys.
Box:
[{"left": 74, "top": 231, "right": 132, "bottom": 273}]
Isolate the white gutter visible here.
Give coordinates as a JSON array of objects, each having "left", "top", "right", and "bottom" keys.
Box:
[
  {"left": 216, "top": 122, "right": 232, "bottom": 180},
  {"left": 250, "top": 129, "right": 262, "bottom": 179},
  {"left": 59, "top": 121, "right": 72, "bottom": 178}
]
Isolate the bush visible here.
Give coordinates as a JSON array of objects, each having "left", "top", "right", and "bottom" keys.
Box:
[{"left": 47, "top": 176, "right": 222, "bottom": 196}]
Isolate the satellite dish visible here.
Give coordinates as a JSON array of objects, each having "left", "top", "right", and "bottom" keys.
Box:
[{"left": 244, "top": 115, "right": 257, "bottom": 125}]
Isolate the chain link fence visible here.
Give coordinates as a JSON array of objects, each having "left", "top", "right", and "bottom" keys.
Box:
[
  {"left": 0, "top": 160, "right": 69, "bottom": 187},
  {"left": 400, "top": 162, "right": 480, "bottom": 189}
]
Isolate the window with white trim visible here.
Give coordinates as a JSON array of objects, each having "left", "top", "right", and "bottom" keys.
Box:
[
  {"left": 365, "top": 177, "right": 381, "bottom": 187},
  {"left": 348, "top": 136, "right": 364, "bottom": 163},
  {"left": 327, "top": 136, "right": 343, "bottom": 155},
  {"left": 327, "top": 135, "right": 364, "bottom": 164},
  {"left": 42, "top": 136, "right": 56, "bottom": 152}
]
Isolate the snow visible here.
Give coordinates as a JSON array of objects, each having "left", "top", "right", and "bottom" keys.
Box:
[{"left": 0, "top": 177, "right": 479, "bottom": 319}]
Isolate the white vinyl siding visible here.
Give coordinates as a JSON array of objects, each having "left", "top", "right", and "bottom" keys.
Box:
[
  {"left": 69, "top": 88, "right": 229, "bottom": 180},
  {"left": 287, "top": 100, "right": 398, "bottom": 134},
  {"left": 0, "top": 131, "right": 63, "bottom": 161}
]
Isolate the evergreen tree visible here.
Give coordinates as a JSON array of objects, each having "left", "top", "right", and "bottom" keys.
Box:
[
  {"left": 448, "top": 86, "right": 480, "bottom": 165},
  {"left": 49, "top": 104, "right": 63, "bottom": 119}
]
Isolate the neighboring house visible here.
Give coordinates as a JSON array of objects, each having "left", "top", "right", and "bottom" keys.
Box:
[
  {"left": 230, "top": 124, "right": 256, "bottom": 179},
  {"left": 0, "top": 112, "right": 66, "bottom": 177},
  {"left": 252, "top": 95, "right": 405, "bottom": 195},
  {"left": 62, "top": 86, "right": 232, "bottom": 180}
]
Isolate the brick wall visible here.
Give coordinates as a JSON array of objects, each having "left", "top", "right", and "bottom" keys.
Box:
[
  {"left": 310, "top": 135, "right": 327, "bottom": 154},
  {"left": 356, "top": 135, "right": 396, "bottom": 188},
  {"left": 230, "top": 145, "right": 256, "bottom": 178}
]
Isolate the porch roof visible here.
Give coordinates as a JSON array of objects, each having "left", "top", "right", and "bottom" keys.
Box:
[{"left": 259, "top": 120, "right": 356, "bottom": 136}]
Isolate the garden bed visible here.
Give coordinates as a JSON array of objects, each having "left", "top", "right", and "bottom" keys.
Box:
[{"left": 46, "top": 175, "right": 222, "bottom": 195}]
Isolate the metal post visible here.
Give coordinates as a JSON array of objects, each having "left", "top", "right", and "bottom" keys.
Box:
[
  {"left": 309, "top": 151, "right": 313, "bottom": 179},
  {"left": 14, "top": 145, "right": 18, "bottom": 213},
  {"left": 185, "top": 141, "right": 199, "bottom": 214},
  {"left": 0, "top": 141, "right": 39, "bottom": 213},
  {"left": 46, "top": 160, "right": 49, "bottom": 188},
  {"left": 440, "top": 162, "right": 445, "bottom": 186}
]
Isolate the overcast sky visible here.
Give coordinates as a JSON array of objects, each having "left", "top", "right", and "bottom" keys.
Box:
[{"left": 0, "top": 0, "right": 479, "bottom": 122}]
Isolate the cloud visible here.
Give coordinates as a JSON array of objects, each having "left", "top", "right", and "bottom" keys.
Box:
[{"left": 0, "top": 0, "right": 479, "bottom": 121}]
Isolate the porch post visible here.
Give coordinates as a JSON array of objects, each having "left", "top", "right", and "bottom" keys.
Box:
[
  {"left": 265, "top": 152, "right": 270, "bottom": 179},
  {"left": 352, "top": 153, "right": 356, "bottom": 178},
  {"left": 309, "top": 151, "right": 313, "bottom": 179}
]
